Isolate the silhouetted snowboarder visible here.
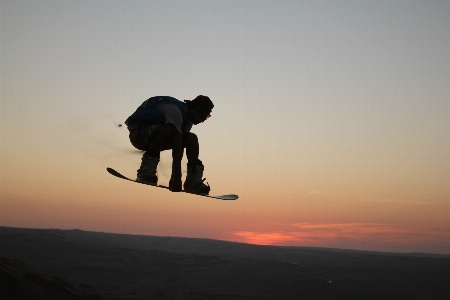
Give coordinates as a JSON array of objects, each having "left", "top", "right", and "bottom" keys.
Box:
[{"left": 124, "top": 95, "right": 214, "bottom": 194}]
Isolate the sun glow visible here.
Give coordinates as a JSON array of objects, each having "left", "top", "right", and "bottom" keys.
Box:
[{"left": 231, "top": 223, "right": 450, "bottom": 252}]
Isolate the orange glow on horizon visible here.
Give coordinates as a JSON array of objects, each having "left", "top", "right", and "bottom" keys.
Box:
[
  {"left": 233, "top": 231, "right": 300, "bottom": 246},
  {"left": 230, "top": 223, "right": 450, "bottom": 252}
]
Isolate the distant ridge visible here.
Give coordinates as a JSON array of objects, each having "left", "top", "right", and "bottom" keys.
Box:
[{"left": 1, "top": 226, "right": 448, "bottom": 258}]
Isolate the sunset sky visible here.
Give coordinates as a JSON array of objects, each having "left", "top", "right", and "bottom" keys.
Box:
[{"left": 1, "top": 0, "right": 449, "bottom": 254}]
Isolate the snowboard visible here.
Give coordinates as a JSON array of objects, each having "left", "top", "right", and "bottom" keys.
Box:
[{"left": 107, "top": 168, "right": 238, "bottom": 200}]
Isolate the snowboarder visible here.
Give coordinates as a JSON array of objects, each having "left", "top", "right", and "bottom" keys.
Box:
[{"left": 125, "top": 95, "right": 214, "bottom": 194}]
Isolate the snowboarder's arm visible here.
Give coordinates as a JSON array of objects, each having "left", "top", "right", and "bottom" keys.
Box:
[{"left": 169, "top": 124, "right": 182, "bottom": 192}]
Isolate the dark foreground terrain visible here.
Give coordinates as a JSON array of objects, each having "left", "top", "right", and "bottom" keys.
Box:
[{"left": 1, "top": 227, "right": 449, "bottom": 299}]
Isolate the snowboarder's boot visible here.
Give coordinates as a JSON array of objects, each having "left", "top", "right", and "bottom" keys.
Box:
[
  {"left": 184, "top": 159, "right": 210, "bottom": 195},
  {"left": 136, "top": 153, "right": 159, "bottom": 185}
]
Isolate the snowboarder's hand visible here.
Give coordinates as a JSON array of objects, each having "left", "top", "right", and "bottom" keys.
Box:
[{"left": 169, "top": 176, "right": 182, "bottom": 192}]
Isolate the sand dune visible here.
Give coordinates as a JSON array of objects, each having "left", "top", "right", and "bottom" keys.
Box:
[
  {"left": 0, "top": 257, "right": 117, "bottom": 300},
  {"left": 1, "top": 226, "right": 449, "bottom": 299}
]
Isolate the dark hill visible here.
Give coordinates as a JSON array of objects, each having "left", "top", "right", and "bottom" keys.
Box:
[{"left": 1, "top": 226, "right": 449, "bottom": 299}]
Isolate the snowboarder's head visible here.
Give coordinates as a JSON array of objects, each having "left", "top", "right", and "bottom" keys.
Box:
[{"left": 185, "top": 95, "right": 214, "bottom": 125}]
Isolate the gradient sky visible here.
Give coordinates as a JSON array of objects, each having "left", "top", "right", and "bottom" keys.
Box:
[{"left": 1, "top": 0, "right": 449, "bottom": 254}]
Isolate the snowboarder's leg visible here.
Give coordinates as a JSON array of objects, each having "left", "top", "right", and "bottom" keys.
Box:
[
  {"left": 182, "top": 132, "right": 210, "bottom": 195},
  {"left": 182, "top": 132, "right": 199, "bottom": 163},
  {"left": 146, "top": 124, "right": 172, "bottom": 152},
  {"left": 136, "top": 124, "right": 171, "bottom": 185},
  {"left": 137, "top": 152, "right": 159, "bottom": 185}
]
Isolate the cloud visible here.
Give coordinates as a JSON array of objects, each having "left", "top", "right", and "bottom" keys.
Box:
[{"left": 364, "top": 198, "right": 449, "bottom": 206}]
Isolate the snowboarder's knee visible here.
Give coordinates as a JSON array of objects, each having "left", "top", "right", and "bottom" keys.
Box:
[{"left": 182, "top": 132, "right": 198, "bottom": 145}]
